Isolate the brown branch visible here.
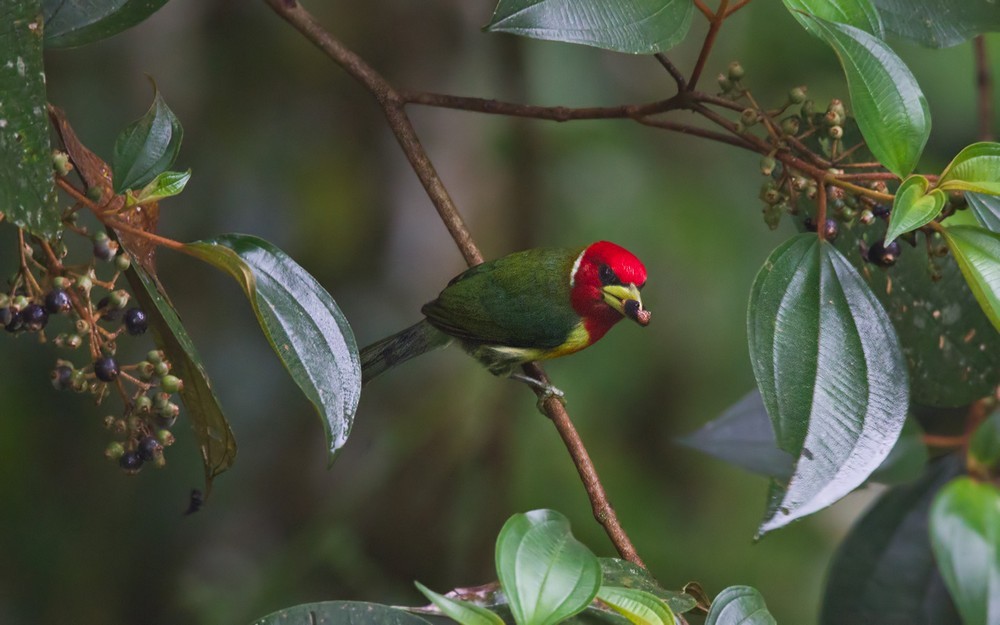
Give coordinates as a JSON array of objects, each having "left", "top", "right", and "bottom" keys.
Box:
[
  {"left": 401, "top": 90, "right": 681, "bottom": 122},
  {"left": 688, "top": 0, "right": 730, "bottom": 90},
  {"left": 725, "top": 0, "right": 754, "bottom": 17},
  {"left": 974, "top": 36, "right": 994, "bottom": 141},
  {"left": 693, "top": 0, "right": 714, "bottom": 20},
  {"left": 654, "top": 53, "right": 687, "bottom": 90},
  {"left": 264, "top": 0, "right": 646, "bottom": 567}
]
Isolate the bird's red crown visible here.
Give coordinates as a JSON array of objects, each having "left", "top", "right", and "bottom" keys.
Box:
[{"left": 569, "top": 241, "right": 647, "bottom": 341}]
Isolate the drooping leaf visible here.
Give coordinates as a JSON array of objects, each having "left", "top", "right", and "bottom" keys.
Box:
[
  {"left": 184, "top": 234, "right": 361, "bottom": 464},
  {"left": 1, "top": 1, "right": 59, "bottom": 239},
  {"left": 599, "top": 559, "right": 697, "bottom": 615},
  {"left": 415, "top": 582, "right": 506, "bottom": 625},
  {"left": 125, "top": 256, "right": 236, "bottom": 493},
  {"left": 805, "top": 16, "right": 930, "bottom": 177},
  {"left": 939, "top": 225, "right": 1000, "bottom": 333},
  {"left": 969, "top": 410, "right": 1000, "bottom": 477},
  {"left": 42, "top": 0, "right": 171, "bottom": 48},
  {"left": 596, "top": 587, "right": 675, "bottom": 625},
  {"left": 485, "top": 0, "right": 693, "bottom": 55},
  {"left": 252, "top": 601, "right": 435, "bottom": 625},
  {"left": 869, "top": 418, "right": 928, "bottom": 485},
  {"left": 495, "top": 510, "right": 602, "bottom": 625},
  {"left": 937, "top": 142, "right": 1000, "bottom": 196},
  {"left": 871, "top": 0, "right": 1000, "bottom": 48},
  {"left": 782, "top": 0, "right": 883, "bottom": 38},
  {"left": 967, "top": 193, "right": 1000, "bottom": 233},
  {"left": 128, "top": 169, "right": 190, "bottom": 206},
  {"left": 111, "top": 83, "right": 183, "bottom": 193},
  {"left": 748, "top": 234, "right": 909, "bottom": 534},
  {"left": 930, "top": 477, "right": 1000, "bottom": 625},
  {"left": 705, "top": 586, "right": 776, "bottom": 625},
  {"left": 821, "top": 455, "right": 962, "bottom": 625},
  {"left": 885, "top": 175, "right": 947, "bottom": 244}
]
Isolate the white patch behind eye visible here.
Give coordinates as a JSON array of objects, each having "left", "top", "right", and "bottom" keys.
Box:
[{"left": 569, "top": 249, "right": 586, "bottom": 288}]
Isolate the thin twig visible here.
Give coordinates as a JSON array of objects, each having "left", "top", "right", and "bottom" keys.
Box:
[
  {"left": 402, "top": 90, "right": 681, "bottom": 121},
  {"left": 654, "top": 53, "right": 687, "bottom": 90},
  {"left": 264, "top": 0, "right": 646, "bottom": 567},
  {"left": 693, "top": 0, "right": 714, "bottom": 20},
  {"left": 725, "top": 0, "right": 754, "bottom": 17},
  {"left": 974, "top": 36, "right": 994, "bottom": 141},
  {"left": 688, "top": 0, "right": 730, "bottom": 90}
]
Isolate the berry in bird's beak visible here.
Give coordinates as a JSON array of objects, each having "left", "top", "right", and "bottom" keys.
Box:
[{"left": 623, "top": 299, "right": 651, "bottom": 326}]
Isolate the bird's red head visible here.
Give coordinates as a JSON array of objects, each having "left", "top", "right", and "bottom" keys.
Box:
[{"left": 569, "top": 241, "right": 649, "bottom": 343}]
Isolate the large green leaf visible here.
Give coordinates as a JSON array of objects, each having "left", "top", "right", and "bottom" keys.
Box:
[
  {"left": 485, "top": 0, "right": 693, "bottom": 55},
  {"left": 705, "top": 587, "right": 776, "bottom": 625},
  {"left": 872, "top": 0, "right": 1000, "bottom": 48},
  {"left": 748, "top": 234, "right": 909, "bottom": 534},
  {"left": 495, "top": 510, "right": 602, "bottom": 625},
  {"left": 967, "top": 193, "right": 1000, "bottom": 233},
  {"left": 930, "top": 477, "right": 1000, "bottom": 625},
  {"left": 782, "top": 0, "right": 883, "bottom": 38},
  {"left": 125, "top": 256, "right": 236, "bottom": 492},
  {"left": 821, "top": 455, "right": 962, "bottom": 625},
  {"left": 595, "top": 587, "right": 675, "bottom": 625},
  {"left": 885, "top": 175, "right": 947, "bottom": 244},
  {"left": 969, "top": 410, "right": 1000, "bottom": 476},
  {"left": 938, "top": 142, "right": 1000, "bottom": 196},
  {"left": 806, "top": 16, "right": 930, "bottom": 177},
  {"left": 253, "top": 601, "right": 435, "bottom": 625},
  {"left": 599, "top": 559, "right": 697, "bottom": 615},
  {"left": 940, "top": 225, "right": 1000, "bottom": 333},
  {"left": 1, "top": 0, "right": 59, "bottom": 239},
  {"left": 185, "top": 234, "right": 361, "bottom": 464},
  {"left": 42, "top": 0, "right": 170, "bottom": 48},
  {"left": 111, "top": 84, "right": 183, "bottom": 193}
]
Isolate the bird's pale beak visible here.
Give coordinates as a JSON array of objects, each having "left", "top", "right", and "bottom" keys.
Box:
[{"left": 602, "top": 284, "right": 651, "bottom": 326}]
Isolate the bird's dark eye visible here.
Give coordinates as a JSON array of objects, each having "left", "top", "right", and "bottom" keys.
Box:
[{"left": 598, "top": 264, "right": 620, "bottom": 286}]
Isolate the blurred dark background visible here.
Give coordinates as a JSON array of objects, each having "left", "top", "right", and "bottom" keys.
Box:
[{"left": 1, "top": 1, "right": 997, "bottom": 623}]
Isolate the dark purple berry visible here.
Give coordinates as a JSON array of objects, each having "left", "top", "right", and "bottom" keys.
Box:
[
  {"left": 867, "top": 240, "right": 901, "bottom": 267},
  {"left": 821, "top": 219, "right": 839, "bottom": 242},
  {"left": 872, "top": 203, "right": 890, "bottom": 219},
  {"left": 21, "top": 304, "right": 48, "bottom": 332},
  {"left": 94, "top": 356, "right": 120, "bottom": 382},
  {"left": 138, "top": 436, "right": 162, "bottom": 461},
  {"left": 4, "top": 310, "right": 24, "bottom": 333},
  {"left": 803, "top": 217, "right": 817, "bottom": 232},
  {"left": 119, "top": 450, "right": 143, "bottom": 473},
  {"left": 51, "top": 365, "right": 74, "bottom": 390},
  {"left": 124, "top": 308, "right": 148, "bottom": 336},
  {"left": 44, "top": 289, "right": 72, "bottom": 314}
]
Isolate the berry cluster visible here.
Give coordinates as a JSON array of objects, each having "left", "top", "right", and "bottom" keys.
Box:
[{"left": 3, "top": 225, "right": 183, "bottom": 475}]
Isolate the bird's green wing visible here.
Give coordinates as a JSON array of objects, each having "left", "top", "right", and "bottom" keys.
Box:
[{"left": 422, "top": 247, "right": 584, "bottom": 349}]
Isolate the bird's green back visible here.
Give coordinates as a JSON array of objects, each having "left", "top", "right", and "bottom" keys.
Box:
[{"left": 422, "top": 247, "right": 585, "bottom": 349}]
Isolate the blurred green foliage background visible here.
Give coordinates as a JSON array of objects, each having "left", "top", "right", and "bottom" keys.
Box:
[{"left": 1, "top": 1, "right": 997, "bottom": 623}]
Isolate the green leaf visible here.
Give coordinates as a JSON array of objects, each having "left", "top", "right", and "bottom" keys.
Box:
[
  {"left": 782, "top": 0, "right": 883, "bottom": 38},
  {"left": 127, "top": 169, "right": 190, "bottom": 206},
  {"left": 748, "top": 234, "right": 909, "bottom": 534},
  {"left": 805, "top": 16, "right": 930, "bottom": 177},
  {"left": 967, "top": 193, "right": 1000, "bottom": 233},
  {"left": 871, "top": 0, "right": 1000, "bottom": 48},
  {"left": 969, "top": 410, "right": 1000, "bottom": 476},
  {"left": 930, "top": 477, "right": 1000, "bottom": 625},
  {"left": 485, "top": 0, "right": 693, "bottom": 55},
  {"left": 869, "top": 418, "right": 928, "bottom": 485},
  {"left": 940, "top": 225, "right": 1000, "bottom": 333},
  {"left": 821, "top": 455, "right": 962, "bottom": 625},
  {"left": 885, "top": 175, "right": 947, "bottom": 244},
  {"left": 596, "top": 587, "right": 675, "bottom": 625},
  {"left": 184, "top": 234, "right": 361, "bottom": 464},
  {"left": 938, "top": 142, "right": 1000, "bottom": 196},
  {"left": 124, "top": 256, "right": 236, "bottom": 492},
  {"left": 252, "top": 601, "right": 435, "bottom": 625},
  {"left": 111, "top": 83, "right": 183, "bottom": 193},
  {"left": 495, "top": 510, "right": 602, "bottom": 625},
  {"left": 598, "top": 559, "right": 697, "bottom": 615},
  {"left": 1, "top": 1, "right": 59, "bottom": 239},
  {"left": 705, "top": 586, "right": 776, "bottom": 625},
  {"left": 42, "top": 0, "right": 170, "bottom": 48},
  {"left": 415, "top": 582, "right": 506, "bottom": 625}
]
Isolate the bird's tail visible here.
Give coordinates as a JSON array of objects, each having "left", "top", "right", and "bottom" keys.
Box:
[{"left": 360, "top": 319, "right": 452, "bottom": 386}]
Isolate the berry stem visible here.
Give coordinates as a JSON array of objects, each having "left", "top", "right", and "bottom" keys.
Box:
[{"left": 688, "top": 0, "right": 730, "bottom": 91}]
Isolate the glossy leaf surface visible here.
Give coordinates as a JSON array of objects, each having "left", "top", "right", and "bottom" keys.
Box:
[
  {"left": 821, "top": 455, "right": 962, "bottom": 625},
  {"left": 485, "top": 0, "right": 693, "bottom": 54},
  {"left": 252, "top": 601, "right": 434, "bottom": 625},
  {"left": 969, "top": 410, "right": 1000, "bottom": 476},
  {"left": 1, "top": 2, "right": 59, "bottom": 239},
  {"left": 967, "top": 193, "right": 1000, "bottom": 233},
  {"left": 885, "top": 175, "right": 946, "bottom": 244},
  {"left": 930, "top": 477, "right": 1000, "bottom": 625},
  {"left": 125, "top": 257, "right": 236, "bottom": 492},
  {"left": 596, "top": 587, "right": 675, "bottom": 625},
  {"left": 111, "top": 85, "right": 183, "bottom": 193},
  {"left": 128, "top": 169, "right": 190, "bottom": 206},
  {"left": 496, "top": 510, "right": 601, "bottom": 625},
  {"left": 185, "top": 234, "right": 361, "bottom": 464},
  {"left": 415, "top": 582, "right": 505, "bottom": 625},
  {"left": 42, "top": 0, "right": 170, "bottom": 48},
  {"left": 872, "top": 0, "right": 1000, "bottom": 48},
  {"left": 940, "top": 225, "right": 1000, "bottom": 333},
  {"left": 599, "top": 559, "right": 697, "bottom": 615},
  {"left": 705, "top": 586, "right": 776, "bottom": 625},
  {"left": 782, "top": 0, "right": 882, "bottom": 38},
  {"left": 807, "top": 16, "right": 930, "bottom": 177},
  {"left": 938, "top": 142, "right": 1000, "bottom": 196},
  {"left": 748, "top": 234, "right": 908, "bottom": 534}
]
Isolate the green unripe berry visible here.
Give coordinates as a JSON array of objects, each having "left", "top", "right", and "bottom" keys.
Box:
[
  {"left": 728, "top": 61, "right": 745, "bottom": 80},
  {"left": 52, "top": 150, "right": 72, "bottom": 176},
  {"left": 759, "top": 156, "right": 777, "bottom": 176},
  {"left": 829, "top": 98, "right": 846, "bottom": 118},
  {"left": 114, "top": 254, "right": 131, "bottom": 272},
  {"left": 86, "top": 186, "right": 104, "bottom": 202},
  {"left": 157, "top": 429, "right": 176, "bottom": 447},
  {"left": 153, "top": 360, "right": 170, "bottom": 378},
  {"left": 800, "top": 99, "right": 816, "bottom": 117},
  {"left": 859, "top": 209, "right": 875, "bottom": 225},
  {"left": 105, "top": 441, "right": 125, "bottom": 461},
  {"left": 788, "top": 86, "right": 807, "bottom": 104},
  {"left": 823, "top": 110, "right": 843, "bottom": 127},
  {"left": 75, "top": 276, "right": 92, "bottom": 293},
  {"left": 759, "top": 182, "right": 782, "bottom": 205},
  {"left": 135, "top": 395, "right": 153, "bottom": 413},
  {"left": 147, "top": 349, "right": 165, "bottom": 364},
  {"left": 52, "top": 276, "right": 71, "bottom": 290},
  {"left": 829, "top": 125, "right": 844, "bottom": 140},
  {"left": 740, "top": 108, "right": 759, "bottom": 127},
  {"left": 12, "top": 295, "right": 28, "bottom": 311},
  {"left": 160, "top": 375, "right": 183, "bottom": 394},
  {"left": 153, "top": 392, "right": 171, "bottom": 410},
  {"left": 780, "top": 116, "right": 801, "bottom": 136},
  {"left": 717, "top": 74, "right": 733, "bottom": 92},
  {"left": 136, "top": 361, "right": 156, "bottom": 381},
  {"left": 103, "top": 415, "right": 116, "bottom": 429},
  {"left": 107, "top": 289, "right": 130, "bottom": 310}
]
